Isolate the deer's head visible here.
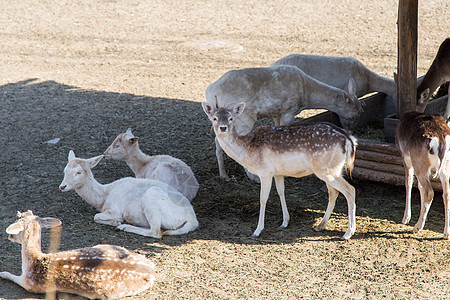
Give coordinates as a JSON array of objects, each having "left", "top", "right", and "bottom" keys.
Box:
[
  {"left": 104, "top": 128, "right": 139, "bottom": 160},
  {"left": 338, "top": 78, "right": 363, "bottom": 131},
  {"left": 202, "top": 102, "right": 246, "bottom": 137},
  {"left": 6, "top": 210, "right": 61, "bottom": 245},
  {"left": 59, "top": 150, "right": 103, "bottom": 191}
]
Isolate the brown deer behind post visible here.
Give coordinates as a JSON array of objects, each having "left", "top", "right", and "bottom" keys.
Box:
[
  {"left": 416, "top": 38, "right": 450, "bottom": 117},
  {"left": 396, "top": 111, "right": 450, "bottom": 239}
]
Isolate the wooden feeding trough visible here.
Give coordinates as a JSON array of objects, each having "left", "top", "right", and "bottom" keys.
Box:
[{"left": 301, "top": 91, "right": 449, "bottom": 192}]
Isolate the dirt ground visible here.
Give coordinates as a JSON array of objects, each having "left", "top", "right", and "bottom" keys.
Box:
[{"left": 1, "top": 0, "right": 449, "bottom": 299}]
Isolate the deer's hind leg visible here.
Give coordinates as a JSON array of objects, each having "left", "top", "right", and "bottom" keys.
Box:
[
  {"left": 402, "top": 154, "right": 415, "bottom": 224},
  {"left": 412, "top": 173, "right": 434, "bottom": 234},
  {"left": 316, "top": 174, "right": 356, "bottom": 240},
  {"left": 314, "top": 183, "right": 339, "bottom": 232},
  {"left": 274, "top": 175, "right": 290, "bottom": 229}
]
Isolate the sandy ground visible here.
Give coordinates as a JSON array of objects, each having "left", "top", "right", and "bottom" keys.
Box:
[{"left": 0, "top": 0, "right": 449, "bottom": 299}]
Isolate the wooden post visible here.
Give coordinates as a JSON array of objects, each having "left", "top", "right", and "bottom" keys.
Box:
[{"left": 397, "top": 0, "right": 418, "bottom": 117}]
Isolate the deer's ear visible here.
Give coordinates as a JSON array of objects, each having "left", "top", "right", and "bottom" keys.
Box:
[
  {"left": 233, "top": 102, "right": 246, "bottom": 116},
  {"left": 418, "top": 88, "right": 430, "bottom": 105},
  {"left": 6, "top": 222, "right": 24, "bottom": 235},
  {"left": 347, "top": 78, "right": 356, "bottom": 96},
  {"left": 129, "top": 137, "right": 139, "bottom": 145},
  {"left": 202, "top": 102, "right": 214, "bottom": 116},
  {"left": 68, "top": 150, "right": 76, "bottom": 161},
  {"left": 88, "top": 155, "right": 104, "bottom": 168}
]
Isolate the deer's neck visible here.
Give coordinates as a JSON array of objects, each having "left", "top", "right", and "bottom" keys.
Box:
[
  {"left": 75, "top": 173, "right": 108, "bottom": 211},
  {"left": 368, "top": 72, "right": 396, "bottom": 98},
  {"left": 216, "top": 131, "right": 251, "bottom": 168},
  {"left": 418, "top": 63, "right": 446, "bottom": 94},
  {"left": 303, "top": 77, "right": 346, "bottom": 114},
  {"left": 125, "top": 146, "right": 152, "bottom": 177},
  {"left": 22, "top": 229, "right": 45, "bottom": 275}
]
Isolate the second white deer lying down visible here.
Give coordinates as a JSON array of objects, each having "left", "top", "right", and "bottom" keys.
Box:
[
  {"left": 396, "top": 111, "right": 450, "bottom": 239},
  {"left": 202, "top": 102, "right": 357, "bottom": 240},
  {"left": 416, "top": 38, "right": 450, "bottom": 118},
  {"left": 59, "top": 150, "right": 198, "bottom": 238},
  {"left": 206, "top": 64, "right": 362, "bottom": 180},
  {"left": 0, "top": 211, "right": 156, "bottom": 299},
  {"left": 272, "top": 54, "right": 397, "bottom": 103},
  {"left": 103, "top": 128, "right": 199, "bottom": 202}
]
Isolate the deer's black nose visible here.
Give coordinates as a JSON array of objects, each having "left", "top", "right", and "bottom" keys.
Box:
[{"left": 219, "top": 126, "right": 227, "bottom": 132}]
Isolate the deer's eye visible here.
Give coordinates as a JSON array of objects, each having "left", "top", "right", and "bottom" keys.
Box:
[
  {"left": 229, "top": 117, "right": 233, "bottom": 121},
  {"left": 213, "top": 117, "right": 217, "bottom": 122},
  {"left": 76, "top": 171, "right": 82, "bottom": 175}
]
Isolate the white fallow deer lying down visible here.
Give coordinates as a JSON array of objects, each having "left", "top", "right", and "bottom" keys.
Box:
[
  {"left": 396, "top": 110, "right": 450, "bottom": 239},
  {"left": 103, "top": 128, "right": 199, "bottom": 202},
  {"left": 272, "top": 53, "right": 397, "bottom": 105},
  {"left": 0, "top": 210, "right": 156, "bottom": 299},
  {"left": 59, "top": 150, "right": 198, "bottom": 238},
  {"left": 202, "top": 102, "right": 357, "bottom": 240},
  {"left": 416, "top": 38, "right": 450, "bottom": 118},
  {"left": 206, "top": 64, "right": 362, "bottom": 181}
]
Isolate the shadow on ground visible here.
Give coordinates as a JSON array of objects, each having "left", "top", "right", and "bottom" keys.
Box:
[{"left": 0, "top": 79, "right": 444, "bottom": 299}]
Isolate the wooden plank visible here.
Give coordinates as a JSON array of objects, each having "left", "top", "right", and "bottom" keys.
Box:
[
  {"left": 353, "top": 166, "right": 406, "bottom": 186},
  {"left": 355, "top": 149, "right": 404, "bottom": 165},
  {"left": 352, "top": 166, "right": 442, "bottom": 191},
  {"left": 357, "top": 139, "right": 400, "bottom": 155},
  {"left": 397, "top": 0, "right": 418, "bottom": 116},
  {"left": 354, "top": 159, "right": 405, "bottom": 175}
]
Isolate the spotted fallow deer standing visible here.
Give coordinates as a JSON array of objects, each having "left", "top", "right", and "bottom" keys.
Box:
[
  {"left": 396, "top": 111, "right": 450, "bottom": 239},
  {"left": 0, "top": 211, "right": 156, "bottom": 299},
  {"left": 202, "top": 102, "right": 357, "bottom": 240},
  {"left": 416, "top": 38, "right": 450, "bottom": 117}
]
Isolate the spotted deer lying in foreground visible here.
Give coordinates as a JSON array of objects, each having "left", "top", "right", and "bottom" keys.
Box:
[
  {"left": 0, "top": 211, "right": 156, "bottom": 299},
  {"left": 104, "top": 128, "right": 199, "bottom": 201},
  {"left": 396, "top": 111, "right": 450, "bottom": 239},
  {"left": 206, "top": 64, "right": 361, "bottom": 181},
  {"left": 416, "top": 38, "right": 450, "bottom": 118},
  {"left": 202, "top": 102, "right": 357, "bottom": 239}
]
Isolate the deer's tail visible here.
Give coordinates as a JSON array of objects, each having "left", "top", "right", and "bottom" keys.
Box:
[{"left": 345, "top": 135, "right": 358, "bottom": 178}]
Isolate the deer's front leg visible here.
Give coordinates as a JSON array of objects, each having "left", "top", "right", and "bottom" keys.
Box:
[
  {"left": 94, "top": 212, "right": 123, "bottom": 227},
  {"left": 443, "top": 84, "right": 450, "bottom": 120},
  {"left": 215, "top": 137, "right": 230, "bottom": 181},
  {"left": 274, "top": 175, "right": 289, "bottom": 228},
  {"left": 251, "top": 176, "right": 273, "bottom": 237},
  {"left": 0, "top": 271, "right": 22, "bottom": 287},
  {"left": 440, "top": 170, "right": 450, "bottom": 239}
]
